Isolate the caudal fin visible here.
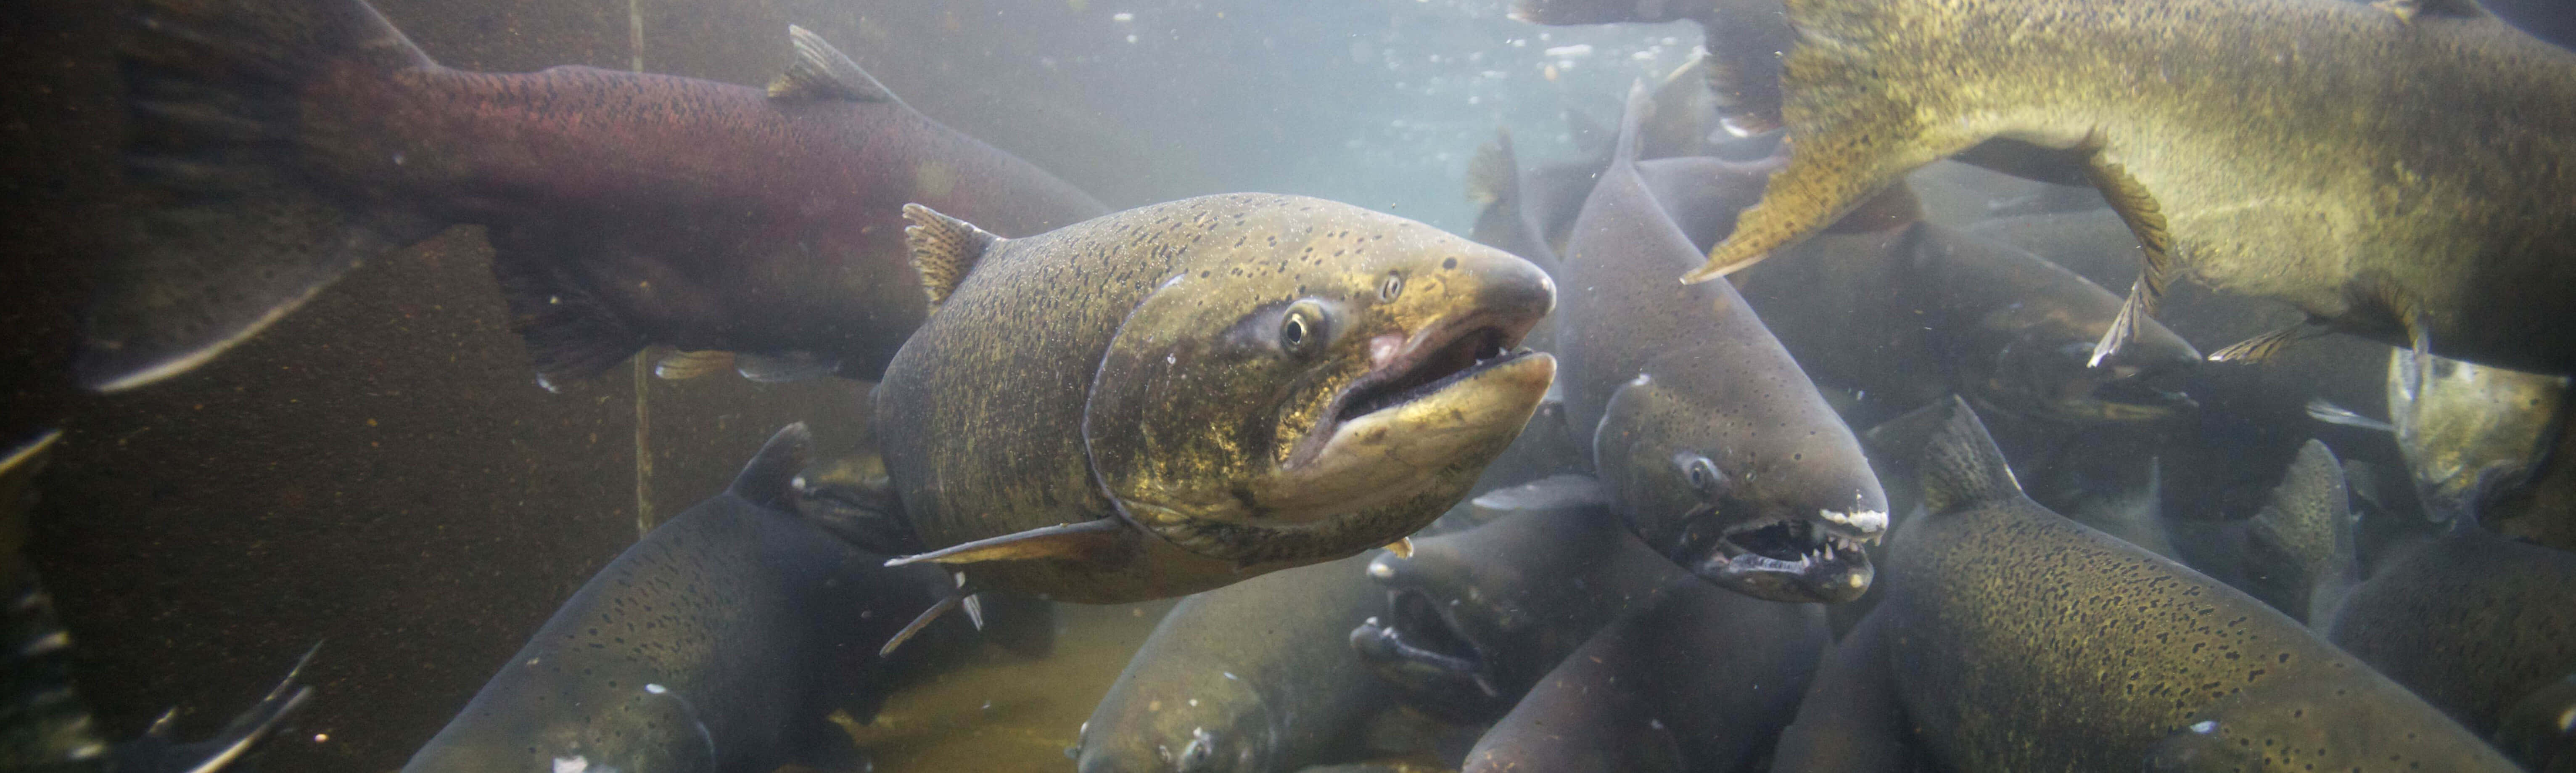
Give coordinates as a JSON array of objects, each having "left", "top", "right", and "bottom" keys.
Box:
[
  {"left": 2245, "top": 439, "right": 2356, "bottom": 627},
  {"left": 80, "top": 0, "right": 445, "bottom": 392},
  {"left": 1465, "top": 129, "right": 1519, "bottom": 208},
  {"left": 1918, "top": 397, "right": 2026, "bottom": 514}
]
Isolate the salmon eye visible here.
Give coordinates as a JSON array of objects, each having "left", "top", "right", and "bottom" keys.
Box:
[
  {"left": 1379, "top": 273, "right": 1404, "bottom": 302},
  {"left": 1279, "top": 300, "right": 1329, "bottom": 356},
  {"left": 1682, "top": 456, "right": 1720, "bottom": 492}
]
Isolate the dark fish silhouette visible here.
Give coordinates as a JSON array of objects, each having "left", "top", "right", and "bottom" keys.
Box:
[
  {"left": 88, "top": 0, "right": 1106, "bottom": 392},
  {"left": 1555, "top": 84, "right": 1885, "bottom": 604},
  {"left": 402, "top": 424, "right": 972, "bottom": 773},
  {"left": 1075, "top": 553, "right": 1393, "bottom": 773},
  {"left": 1, "top": 432, "right": 315, "bottom": 773}
]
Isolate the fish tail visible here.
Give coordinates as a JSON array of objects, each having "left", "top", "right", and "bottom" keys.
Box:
[
  {"left": 1700, "top": 11, "right": 1790, "bottom": 136},
  {"left": 0, "top": 431, "right": 115, "bottom": 770},
  {"left": 81, "top": 0, "right": 446, "bottom": 392},
  {"left": 2246, "top": 440, "right": 2355, "bottom": 627},
  {"left": 1464, "top": 129, "right": 1517, "bottom": 208}
]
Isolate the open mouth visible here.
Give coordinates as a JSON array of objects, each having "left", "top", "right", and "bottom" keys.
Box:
[
  {"left": 1678, "top": 513, "right": 1878, "bottom": 604},
  {"left": 1335, "top": 325, "right": 1526, "bottom": 422},
  {"left": 1350, "top": 589, "right": 1503, "bottom": 715}
]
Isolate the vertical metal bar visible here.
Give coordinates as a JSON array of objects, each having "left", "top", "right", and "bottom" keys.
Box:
[{"left": 628, "top": 0, "right": 653, "bottom": 537}]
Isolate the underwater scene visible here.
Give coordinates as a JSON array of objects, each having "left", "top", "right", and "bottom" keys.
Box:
[{"left": 4, "top": 0, "right": 2576, "bottom": 770}]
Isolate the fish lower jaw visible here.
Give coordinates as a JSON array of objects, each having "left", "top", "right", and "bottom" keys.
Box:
[
  {"left": 1349, "top": 591, "right": 1499, "bottom": 698},
  {"left": 1259, "top": 352, "right": 1556, "bottom": 517},
  {"left": 1685, "top": 516, "right": 1878, "bottom": 604}
]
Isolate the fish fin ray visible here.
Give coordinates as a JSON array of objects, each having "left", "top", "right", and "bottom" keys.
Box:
[
  {"left": 734, "top": 352, "right": 838, "bottom": 382},
  {"left": 728, "top": 423, "right": 812, "bottom": 510},
  {"left": 768, "top": 25, "right": 900, "bottom": 103},
  {"left": 1702, "top": 15, "right": 1789, "bottom": 136},
  {"left": 1687, "top": 40, "right": 1961, "bottom": 283},
  {"left": 1383, "top": 537, "right": 1414, "bottom": 559},
  {"left": 82, "top": 0, "right": 446, "bottom": 392},
  {"left": 879, "top": 585, "right": 969, "bottom": 657},
  {"left": 901, "top": 203, "right": 1001, "bottom": 313},
  {"left": 490, "top": 253, "right": 647, "bottom": 391},
  {"left": 2246, "top": 440, "right": 2354, "bottom": 626},
  {"left": 654, "top": 349, "right": 735, "bottom": 380},
  {"left": 2304, "top": 398, "right": 2394, "bottom": 433},
  {"left": 885, "top": 517, "right": 1129, "bottom": 567},
  {"left": 1464, "top": 128, "right": 1517, "bottom": 207},
  {"left": 2208, "top": 322, "right": 2318, "bottom": 364},
  {"left": 2082, "top": 155, "right": 2175, "bottom": 368},
  {"left": 1612, "top": 79, "right": 1651, "bottom": 169},
  {"left": 1918, "top": 397, "right": 2024, "bottom": 514}
]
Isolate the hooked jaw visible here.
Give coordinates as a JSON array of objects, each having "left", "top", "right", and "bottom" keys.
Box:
[
  {"left": 1348, "top": 553, "right": 1508, "bottom": 720},
  {"left": 1262, "top": 252, "right": 1558, "bottom": 519},
  {"left": 1675, "top": 505, "right": 1885, "bottom": 603}
]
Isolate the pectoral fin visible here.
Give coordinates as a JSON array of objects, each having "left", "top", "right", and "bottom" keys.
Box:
[
  {"left": 1383, "top": 537, "right": 1414, "bottom": 559},
  {"left": 1686, "top": 43, "right": 1966, "bottom": 283},
  {"left": 2207, "top": 322, "right": 2321, "bottom": 364},
  {"left": 884, "top": 517, "right": 1130, "bottom": 567},
  {"left": 2304, "top": 398, "right": 2394, "bottom": 433},
  {"left": 880, "top": 573, "right": 980, "bottom": 657},
  {"left": 2083, "top": 154, "right": 2177, "bottom": 368},
  {"left": 654, "top": 349, "right": 735, "bottom": 380}
]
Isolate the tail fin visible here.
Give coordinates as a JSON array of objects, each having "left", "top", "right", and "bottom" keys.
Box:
[
  {"left": 729, "top": 423, "right": 813, "bottom": 510},
  {"left": 1918, "top": 397, "right": 2024, "bottom": 514},
  {"left": 1466, "top": 129, "right": 1519, "bottom": 208},
  {"left": 2245, "top": 439, "right": 2356, "bottom": 626},
  {"left": 80, "top": 0, "right": 444, "bottom": 391}
]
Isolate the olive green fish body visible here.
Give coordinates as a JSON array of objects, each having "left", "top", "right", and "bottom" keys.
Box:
[
  {"left": 1707, "top": 0, "right": 2576, "bottom": 374},
  {"left": 1076, "top": 553, "right": 1392, "bottom": 773},
  {"left": 1881, "top": 400, "right": 2517, "bottom": 772},
  {"left": 876, "top": 195, "right": 1556, "bottom": 603},
  {"left": 2329, "top": 526, "right": 2576, "bottom": 741}
]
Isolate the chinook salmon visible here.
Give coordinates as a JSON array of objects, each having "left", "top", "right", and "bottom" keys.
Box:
[
  {"left": 1787, "top": 398, "right": 2522, "bottom": 772},
  {"left": 1075, "top": 553, "right": 1394, "bottom": 773},
  {"left": 872, "top": 194, "right": 1556, "bottom": 605},
  {"left": 1556, "top": 84, "right": 1886, "bottom": 604},
  {"left": 1687, "top": 0, "right": 2576, "bottom": 378},
  {"left": 86, "top": 0, "right": 1105, "bottom": 392},
  {"left": 404, "top": 425, "right": 979, "bottom": 773}
]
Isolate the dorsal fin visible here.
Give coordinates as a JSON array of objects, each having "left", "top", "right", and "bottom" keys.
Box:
[
  {"left": 1611, "top": 79, "right": 1650, "bottom": 169},
  {"left": 1919, "top": 397, "right": 2025, "bottom": 514},
  {"left": 729, "top": 422, "right": 812, "bottom": 509},
  {"left": 768, "top": 25, "right": 901, "bottom": 104},
  {"left": 1465, "top": 128, "right": 1519, "bottom": 207},
  {"left": 902, "top": 203, "right": 1001, "bottom": 313}
]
